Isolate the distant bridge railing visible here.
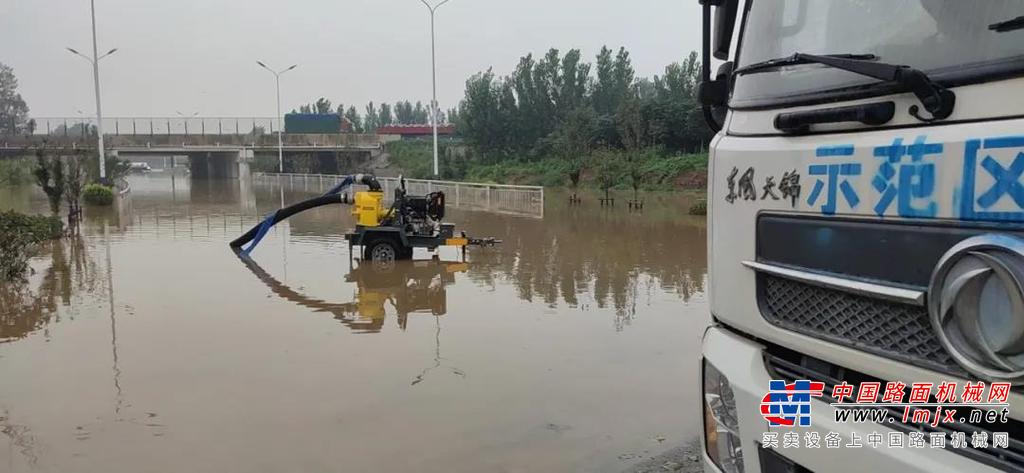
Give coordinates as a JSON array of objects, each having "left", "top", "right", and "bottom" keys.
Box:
[
  {"left": 17, "top": 117, "right": 283, "bottom": 137},
  {"left": 253, "top": 172, "right": 545, "bottom": 218},
  {"left": 0, "top": 133, "right": 383, "bottom": 150}
]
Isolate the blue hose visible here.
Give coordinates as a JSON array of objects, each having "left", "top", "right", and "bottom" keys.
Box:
[
  {"left": 323, "top": 175, "right": 355, "bottom": 197},
  {"left": 241, "top": 210, "right": 279, "bottom": 256},
  {"left": 231, "top": 174, "right": 376, "bottom": 255}
]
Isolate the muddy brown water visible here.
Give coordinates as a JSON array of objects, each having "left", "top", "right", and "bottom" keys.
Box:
[{"left": 0, "top": 174, "right": 709, "bottom": 473}]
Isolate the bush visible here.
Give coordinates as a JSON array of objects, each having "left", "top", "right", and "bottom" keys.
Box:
[
  {"left": 385, "top": 141, "right": 438, "bottom": 179},
  {"left": 0, "top": 158, "right": 33, "bottom": 185},
  {"left": 380, "top": 141, "right": 710, "bottom": 190},
  {"left": 83, "top": 183, "right": 114, "bottom": 206},
  {"left": 688, "top": 199, "right": 708, "bottom": 216},
  {"left": 0, "top": 211, "right": 63, "bottom": 281}
]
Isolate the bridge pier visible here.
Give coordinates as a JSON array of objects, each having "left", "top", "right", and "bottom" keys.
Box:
[
  {"left": 237, "top": 149, "right": 253, "bottom": 181},
  {"left": 185, "top": 151, "right": 241, "bottom": 179}
]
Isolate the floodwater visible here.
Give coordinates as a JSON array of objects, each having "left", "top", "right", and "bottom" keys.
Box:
[{"left": 0, "top": 174, "right": 709, "bottom": 473}]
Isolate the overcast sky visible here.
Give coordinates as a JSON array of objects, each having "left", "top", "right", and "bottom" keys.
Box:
[{"left": 2, "top": 0, "right": 702, "bottom": 118}]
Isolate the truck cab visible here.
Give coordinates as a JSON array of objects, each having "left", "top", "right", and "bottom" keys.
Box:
[{"left": 698, "top": 1, "right": 1024, "bottom": 472}]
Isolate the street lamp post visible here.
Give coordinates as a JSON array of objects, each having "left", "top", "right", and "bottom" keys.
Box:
[
  {"left": 67, "top": 0, "right": 117, "bottom": 182},
  {"left": 419, "top": 0, "right": 452, "bottom": 178},
  {"left": 257, "top": 61, "right": 297, "bottom": 174}
]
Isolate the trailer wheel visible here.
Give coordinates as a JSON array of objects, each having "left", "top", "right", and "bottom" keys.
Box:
[{"left": 364, "top": 238, "right": 399, "bottom": 264}]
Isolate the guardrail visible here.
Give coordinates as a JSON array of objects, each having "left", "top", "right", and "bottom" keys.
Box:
[
  {"left": 0, "top": 133, "right": 384, "bottom": 150},
  {"left": 16, "top": 117, "right": 282, "bottom": 137},
  {"left": 253, "top": 172, "right": 544, "bottom": 218}
]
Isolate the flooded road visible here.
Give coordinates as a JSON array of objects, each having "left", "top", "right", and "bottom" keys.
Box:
[{"left": 0, "top": 175, "right": 708, "bottom": 473}]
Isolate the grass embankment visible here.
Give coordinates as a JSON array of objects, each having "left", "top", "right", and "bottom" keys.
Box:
[{"left": 385, "top": 141, "right": 708, "bottom": 191}]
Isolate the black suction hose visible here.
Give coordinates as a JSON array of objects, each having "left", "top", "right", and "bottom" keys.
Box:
[{"left": 230, "top": 193, "right": 348, "bottom": 249}]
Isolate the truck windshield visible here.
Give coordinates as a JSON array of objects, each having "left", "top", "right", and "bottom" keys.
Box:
[{"left": 732, "top": 0, "right": 1024, "bottom": 107}]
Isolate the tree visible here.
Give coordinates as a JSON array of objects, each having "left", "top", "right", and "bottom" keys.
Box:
[
  {"left": 617, "top": 94, "right": 651, "bottom": 151},
  {"left": 412, "top": 101, "right": 428, "bottom": 123},
  {"left": 650, "top": 51, "right": 707, "bottom": 152},
  {"left": 364, "top": 102, "right": 380, "bottom": 133},
  {"left": 458, "top": 69, "right": 518, "bottom": 156},
  {"left": 0, "top": 63, "right": 29, "bottom": 135},
  {"left": 591, "top": 46, "right": 635, "bottom": 146},
  {"left": 84, "top": 152, "right": 130, "bottom": 182},
  {"left": 395, "top": 101, "right": 414, "bottom": 124},
  {"left": 551, "top": 107, "right": 596, "bottom": 187},
  {"left": 298, "top": 98, "right": 333, "bottom": 114},
  {"left": 344, "top": 106, "right": 363, "bottom": 133},
  {"left": 378, "top": 103, "right": 393, "bottom": 126},
  {"left": 557, "top": 49, "right": 590, "bottom": 117},
  {"left": 52, "top": 122, "right": 96, "bottom": 137},
  {"left": 63, "top": 155, "right": 86, "bottom": 224},
  {"left": 314, "top": 98, "right": 333, "bottom": 114},
  {"left": 593, "top": 148, "right": 625, "bottom": 201},
  {"left": 33, "top": 149, "right": 65, "bottom": 215}
]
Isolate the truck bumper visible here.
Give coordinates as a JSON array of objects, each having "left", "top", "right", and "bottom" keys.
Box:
[{"left": 700, "top": 325, "right": 1001, "bottom": 473}]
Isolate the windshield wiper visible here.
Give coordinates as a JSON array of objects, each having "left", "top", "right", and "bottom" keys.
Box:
[
  {"left": 737, "top": 52, "right": 955, "bottom": 122},
  {"left": 990, "top": 15, "right": 1024, "bottom": 33},
  {"left": 734, "top": 53, "right": 877, "bottom": 75}
]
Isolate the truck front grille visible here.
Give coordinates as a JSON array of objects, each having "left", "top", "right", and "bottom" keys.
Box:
[{"left": 759, "top": 275, "right": 961, "bottom": 376}]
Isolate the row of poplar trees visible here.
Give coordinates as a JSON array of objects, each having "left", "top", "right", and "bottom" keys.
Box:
[{"left": 456, "top": 47, "right": 713, "bottom": 163}]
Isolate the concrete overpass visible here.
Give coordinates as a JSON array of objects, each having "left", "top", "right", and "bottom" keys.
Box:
[
  {"left": 0, "top": 129, "right": 391, "bottom": 179},
  {"left": 2, "top": 116, "right": 405, "bottom": 177}
]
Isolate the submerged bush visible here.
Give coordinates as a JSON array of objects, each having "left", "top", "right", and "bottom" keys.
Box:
[
  {"left": 0, "top": 211, "right": 63, "bottom": 281},
  {"left": 688, "top": 199, "right": 707, "bottom": 216},
  {"left": 83, "top": 183, "right": 114, "bottom": 206}
]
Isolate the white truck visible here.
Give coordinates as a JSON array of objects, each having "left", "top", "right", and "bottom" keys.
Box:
[{"left": 698, "top": 1, "right": 1024, "bottom": 472}]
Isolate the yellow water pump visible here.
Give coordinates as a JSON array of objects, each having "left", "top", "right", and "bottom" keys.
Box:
[{"left": 352, "top": 191, "right": 387, "bottom": 227}]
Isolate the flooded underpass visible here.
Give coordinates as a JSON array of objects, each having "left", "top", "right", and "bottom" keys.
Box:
[{"left": 0, "top": 174, "right": 709, "bottom": 473}]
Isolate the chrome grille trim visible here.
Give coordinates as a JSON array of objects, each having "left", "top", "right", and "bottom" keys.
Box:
[{"left": 743, "top": 260, "right": 926, "bottom": 306}]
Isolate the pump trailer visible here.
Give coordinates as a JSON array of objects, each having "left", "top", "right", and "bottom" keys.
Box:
[{"left": 230, "top": 174, "right": 499, "bottom": 262}]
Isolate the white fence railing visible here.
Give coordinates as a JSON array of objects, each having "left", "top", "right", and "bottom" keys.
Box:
[{"left": 252, "top": 172, "right": 544, "bottom": 218}]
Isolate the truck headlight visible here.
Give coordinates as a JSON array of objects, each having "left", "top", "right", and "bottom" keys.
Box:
[
  {"left": 930, "top": 235, "right": 1024, "bottom": 380},
  {"left": 703, "top": 360, "right": 744, "bottom": 473}
]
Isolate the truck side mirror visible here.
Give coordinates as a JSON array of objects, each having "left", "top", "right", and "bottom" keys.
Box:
[
  {"left": 699, "top": 0, "right": 739, "bottom": 132},
  {"left": 699, "top": 62, "right": 734, "bottom": 131},
  {"left": 712, "top": 0, "right": 738, "bottom": 60},
  {"left": 700, "top": 0, "right": 739, "bottom": 60}
]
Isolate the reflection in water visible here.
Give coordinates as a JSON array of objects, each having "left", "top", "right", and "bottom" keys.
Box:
[
  {"left": 453, "top": 200, "right": 707, "bottom": 324},
  {"left": 0, "top": 411, "right": 38, "bottom": 468},
  {"left": 235, "top": 252, "right": 465, "bottom": 334},
  {"left": 104, "top": 224, "right": 124, "bottom": 416},
  {"left": 235, "top": 253, "right": 470, "bottom": 386},
  {"left": 0, "top": 236, "right": 98, "bottom": 343},
  {"left": 411, "top": 315, "right": 466, "bottom": 386}
]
